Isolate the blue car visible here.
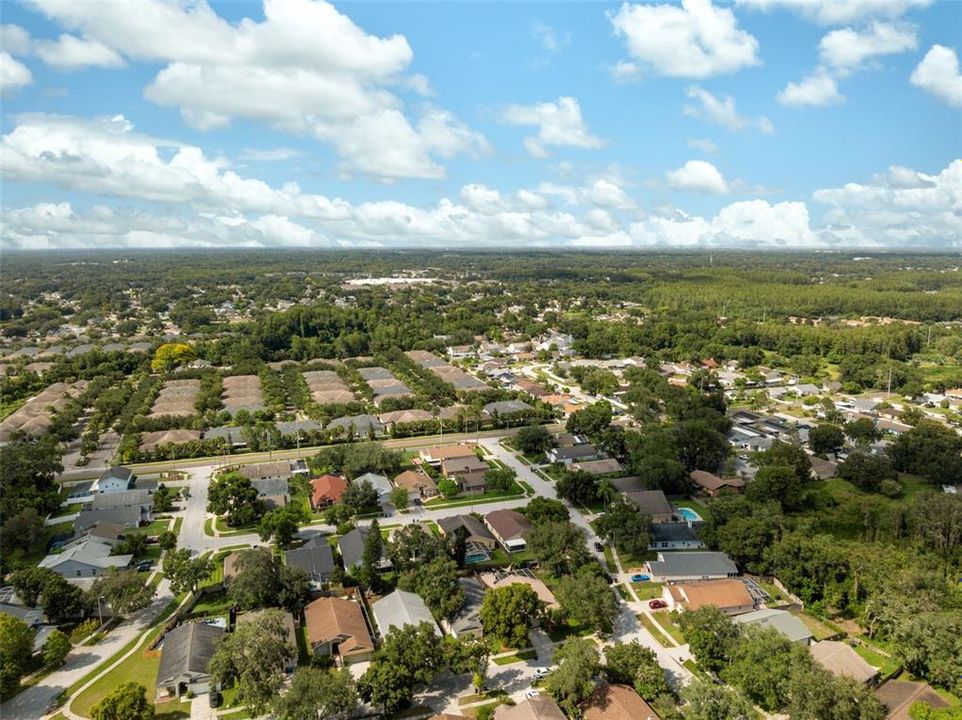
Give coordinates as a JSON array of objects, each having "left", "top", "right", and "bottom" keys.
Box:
[{"left": 630, "top": 574, "right": 651, "bottom": 582}]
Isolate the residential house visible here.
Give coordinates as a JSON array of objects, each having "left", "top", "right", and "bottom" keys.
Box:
[
  {"left": 284, "top": 541, "right": 335, "bottom": 587},
  {"left": 236, "top": 610, "right": 297, "bottom": 672},
  {"left": 584, "top": 684, "right": 662, "bottom": 720},
  {"left": 442, "top": 577, "right": 485, "bottom": 638},
  {"left": 354, "top": 472, "right": 394, "bottom": 503},
  {"left": 649, "top": 522, "right": 705, "bottom": 550},
  {"left": 393, "top": 468, "right": 439, "bottom": 499},
  {"left": 74, "top": 506, "right": 144, "bottom": 535},
  {"left": 90, "top": 467, "right": 135, "bottom": 494},
  {"left": 237, "top": 461, "right": 292, "bottom": 483},
  {"left": 689, "top": 470, "right": 745, "bottom": 497},
  {"left": 662, "top": 579, "right": 756, "bottom": 615},
  {"left": 483, "top": 400, "right": 534, "bottom": 418},
  {"left": 338, "top": 527, "right": 392, "bottom": 573},
  {"left": 571, "top": 458, "right": 624, "bottom": 475},
  {"left": 303, "top": 596, "right": 375, "bottom": 665},
  {"left": 89, "top": 489, "right": 153, "bottom": 517},
  {"left": 493, "top": 696, "right": 566, "bottom": 720},
  {"left": 484, "top": 509, "right": 531, "bottom": 552},
  {"left": 547, "top": 444, "right": 600, "bottom": 465},
  {"left": 0, "top": 604, "right": 55, "bottom": 652},
  {"left": 479, "top": 571, "right": 560, "bottom": 611},
  {"left": 327, "top": 414, "right": 384, "bottom": 437},
  {"left": 809, "top": 457, "right": 838, "bottom": 480},
  {"left": 734, "top": 609, "right": 813, "bottom": 645},
  {"left": 203, "top": 426, "right": 247, "bottom": 449},
  {"left": 437, "top": 515, "right": 497, "bottom": 555},
  {"left": 420, "top": 444, "right": 477, "bottom": 466},
  {"left": 251, "top": 478, "right": 291, "bottom": 510},
  {"left": 645, "top": 552, "right": 739, "bottom": 583},
  {"left": 810, "top": 641, "right": 878, "bottom": 684},
  {"left": 155, "top": 623, "right": 225, "bottom": 698},
  {"left": 310, "top": 474, "right": 348, "bottom": 510},
  {"left": 371, "top": 589, "right": 440, "bottom": 637},
  {"left": 623, "top": 490, "right": 675, "bottom": 524},
  {"left": 441, "top": 456, "right": 489, "bottom": 495},
  {"left": 876, "top": 681, "right": 950, "bottom": 720}
]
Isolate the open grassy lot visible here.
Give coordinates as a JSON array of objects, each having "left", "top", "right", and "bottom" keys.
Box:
[
  {"left": 796, "top": 612, "right": 842, "bottom": 641},
  {"left": 650, "top": 611, "right": 686, "bottom": 645},
  {"left": 631, "top": 581, "right": 665, "bottom": 600}
]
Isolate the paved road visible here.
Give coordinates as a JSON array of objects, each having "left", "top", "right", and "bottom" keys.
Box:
[{"left": 1, "top": 579, "right": 175, "bottom": 720}]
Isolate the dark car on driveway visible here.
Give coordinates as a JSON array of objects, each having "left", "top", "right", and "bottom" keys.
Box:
[{"left": 649, "top": 599, "right": 668, "bottom": 609}]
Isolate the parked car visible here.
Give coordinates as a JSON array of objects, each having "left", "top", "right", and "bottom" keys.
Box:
[
  {"left": 534, "top": 667, "right": 554, "bottom": 679},
  {"left": 630, "top": 574, "right": 651, "bottom": 582},
  {"left": 649, "top": 599, "right": 668, "bottom": 609},
  {"left": 524, "top": 690, "right": 540, "bottom": 699},
  {"left": 209, "top": 691, "right": 222, "bottom": 709},
  {"left": 135, "top": 560, "right": 152, "bottom": 572}
]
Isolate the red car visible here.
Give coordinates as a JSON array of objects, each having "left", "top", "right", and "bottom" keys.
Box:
[{"left": 648, "top": 600, "right": 667, "bottom": 610}]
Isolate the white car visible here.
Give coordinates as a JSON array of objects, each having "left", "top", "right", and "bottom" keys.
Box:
[
  {"left": 524, "top": 690, "right": 540, "bottom": 699},
  {"left": 534, "top": 667, "right": 553, "bottom": 679}
]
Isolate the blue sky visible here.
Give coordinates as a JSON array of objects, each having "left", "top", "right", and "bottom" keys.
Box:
[{"left": 1, "top": 0, "right": 960, "bottom": 249}]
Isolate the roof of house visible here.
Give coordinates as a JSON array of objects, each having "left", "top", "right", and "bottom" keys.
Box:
[
  {"left": 446, "top": 577, "right": 485, "bottom": 636},
  {"left": 237, "top": 461, "right": 291, "bottom": 480},
  {"left": 809, "top": 456, "right": 839, "bottom": 480},
  {"left": 669, "top": 579, "right": 753, "bottom": 611},
  {"left": 393, "top": 469, "right": 438, "bottom": 493},
  {"left": 623, "top": 490, "right": 674, "bottom": 517},
  {"left": 337, "top": 526, "right": 390, "bottom": 570},
  {"left": 327, "top": 414, "right": 384, "bottom": 435},
  {"left": 284, "top": 543, "right": 335, "bottom": 579},
  {"left": 810, "top": 641, "right": 878, "bottom": 684},
  {"left": 236, "top": 610, "right": 296, "bottom": 649},
  {"left": 422, "top": 444, "right": 477, "bottom": 461},
  {"left": 139, "top": 429, "right": 201, "bottom": 451},
  {"left": 251, "top": 477, "right": 290, "bottom": 498},
  {"left": 437, "top": 515, "right": 495, "bottom": 542},
  {"left": 96, "top": 466, "right": 133, "bottom": 487},
  {"left": 354, "top": 472, "right": 393, "bottom": 496},
  {"left": 156, "top": 623, "right": 224, "bottom": 687},
  {"left": 690, "top": 470, "right": 745, "bottom": 491},
  {"left": 584, "top": 684, "right": 662, "bottom": 720},
  {"left": 371, "top": 589, "right": 439, "bottom": 636},
  {"left": 303, "top": 596, "right": 374, "bottom": 658},
  {"left": 275, "top": 419, "right": 324, "bottom": 435},
  {"left": 484, "top": 509, "right": 531, "bottom": 542},
  {"left": 484, "top": 400, "right": 534, "bottom": 415},
  {"left": 90, "top": 489, "right": 152, "bottom": 510},
  {"left": 493, "top": 696, "right": 567, "bottom": 720},
  {"left": 651, "top": 522, "right": 703, "bottom": 544},
  {"left": 441, "top": 456, "right": 489, "bottom": 475},
  {"left": 311, "top": 474, "right": 348, "bottom": 506},
  {"left": 647, "top": 551, "right": 738, "bottom": 578},
  {"left": 571, "top": 458, "right": 624, "bottom": 475},
  {"left": 608, "top": 476, "right": 646, "bottom": 493},
  {"left": 734, "top": 609, "right": 813, "bottom": 643},
  {"left": 550, "top": 444, "right": 599, "bottom": 461},
  {"left": 74, "top": 506, "right": 143, "bottom": 534},
  {"left": 379, "top": 409, "right": 434, "bottom": 424},
  {"left": 479, "top": 572, "right": 558, "bottom": 608},
  {"left": 875, "top": 681, "right": 950, "bottom": 720}
]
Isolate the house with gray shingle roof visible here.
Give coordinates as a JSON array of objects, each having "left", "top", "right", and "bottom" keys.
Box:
[
  {"left": 371, "top": 589, "right": 440, "bottom": 637},
  {"left": 645, "top": 551, "right": 738, "bottom": 582},
  {"left": 155, "top": 623, "right": 225, "bottom": 698}
]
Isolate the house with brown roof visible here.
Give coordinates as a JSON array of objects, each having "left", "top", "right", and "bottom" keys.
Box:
[
  {"left": 420, "top": 444, "right": 478, "bottom": 465},
  {"left": 310, "top": 474, "right": 348, "bottom": 510},
  {"left": 662, "top": 579, "right": 756, "bottom": 615},
  {"left": 303, "top": 596, "right": 375, "bottom": 665},
  {"left": 394, "top": 468, "right": 439, "bottom": 499},
  {"left": 441, "top": 456, "right": 489, "bottom": 495},
  {"left": 876, "top": 681, "right": 950, "bottom": 720},
  {"left": 484, "top": 509, "right": 532, "bottom": 552},
  {"left": 623, "top": 490, "right": 675, "bottom": 523},
  {"left": 584, "top": 684, "right": 662, "bottom": 720},
  {"left": 810, "top": 641, "right": 879, "bottom": 684},
  {"left": 479, "top": 571, "right": 559, "bottom": 611},
  {"left": 494, "top": 696, "right": 566, "bottom": 720},
  {"left": 690, "top": 470, "right": 745, "bottom": 497}
]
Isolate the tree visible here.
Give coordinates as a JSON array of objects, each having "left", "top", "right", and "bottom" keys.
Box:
[
  {"left": 745, "top": 465, "right": 804, "bottom": 511},
  {"left": 210, "top": 609, "right": 296, "bottom": 715},
  {"left": 527, "top": 521, "right": 591, "bottom": 577},
  {"left": 152, "top": 484, "right": 175, "bottom": 513},
  {"left": 675, "top": 420, "right": 729, "bottom": 472},
  {"left": 484, "top": 467, "right": 516, "bottom": 492},
  {"left": 721, "top": 626, "right": 809, "bottom": 710},
  {"left": 893, "top": 611, "right": 962, "bottom": 695},
  {"left": 479, "top": 584, "right": 544, "bottom": 648},
  {"left": 677, "top": 607, "right": 739, "bottom": 673},
  {"left": 683, "top": 681, "right": 755, "bottom": 720},
  {"left": 42, "top": 629, "right": 71, "bottom": 667},
  {"left": 358, "top": 623, "right": 445, "bottom": 715},
  {"left": 631, "top": 456, "right": 691, "bottom": 495},
  {"left": 272, "top": 667, "right": 357, "bottom": 720},
  {"left": 91, "top": 570, "right": 155, "bottom": 614},
  {"left": 277, "top": 564, "right": 311, "bottom": 614},
  {"left": 227, "top": 548, "right": 280, "bottom": 609},
  {"left": 566, "top": 401, "right": 612, "bottom": 439},
  {"left": 438, "top": 477, "right": 460, "bottom": 498},
  {"left": 909, "top": 493, "right": 962, "bottom": 559},
  {"left": 556, "top": 469, "right": 599, "bottom": 506},
  {"left": 0, "top": 614, "right": 33, "bottom": 695},
  {"left": 786, "top": 664, "right": 886, "bottom": 720},
  {"left": 207, "top": 472, "right": 264, "bottom": 527},
  {"left": 838, "top": 450, "right": 896, "bottom": 493},
  {"left": 92, "top": 682, "right": 155, "bottom": 720},
  {"left": 162, "top": 548, "right": 213, "bottom": 595},
  {"left": 556, "top": 566, "right": 618, "bottom": 633},
  {"left": 810, "top": 424, "right": 846, "bottom": 456},
  {"left": 0, "top": 436, "right": 62, "bottom": 524},
  {"left": 521, "top": 497, "right": 569, "bottom": 525},
  {"left": 1, "top": 507, "right": 44, "bottom": 552},
  {"left": 359, "top": 519, "right": 384, "bottom": 590},
  {"left": 342, "top": 479, "right": 379, "bottom": 511},
  {"left": 258, "top": 505, "right": 305, "bottom": 547},
  {"left": 389, "top": 486, "right": 409, "bottom": 509},
  {"left": 112, "top": 532, "right": 148, "bottom": 558},
  {"left": 604, "top": 640, "right": 670, "bottom": 699},
  {"left": 151, "top": 342, "right": 195, "bottom": 372},
  {"left": 515, "top": 424, "right": 554, "bottom": 455},
  {"left": 542, "top": 638, "right": 601, "bottom": 715},
  {"left": 596, "top": 499, "right": 652, "bottom": 558},
  {"left": 890, "top": 421, "right": 962, "bottom": 484},
  {"left": 845, "top": 417, "right": 881, "bottom": 446},
  {"left": 713, "top": 514, "right": 781, "bottom": 574},
  {"left": 157, "top": 530, "right": 177, "bottom": 552},
  {"left": 755, "top": 441, "right": 812, "bottom": 484},
  {"left": 398, "top": 556, "right": 464, "bottom": 620},
  {"left": 388, "top": 524, "right": 447, "bottom": 572}
]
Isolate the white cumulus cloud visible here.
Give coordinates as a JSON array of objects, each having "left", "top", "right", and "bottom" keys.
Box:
[
  {"left": 0, "top": 52, "right": 33, "bottom": 95},
  {"left": 683, "top": 86, "right": 773, "bottom": 133},
  {"left": 608, "top": 0, "right": 759, "bottom": 79},
  {"left": 503, "top": 96, "right": 606, "bottom": 158},
  {"left": 777, "top": 71, "right": 843, "bottom": 107},
  {"left": 34, "top": 34, "right": 126, "bottom": 69},
  {"left": 911, "top": 45, "right": 962, "bottom": 108},
  {"left": 666, "top": 160, "right": 730, "bottom": 193},
  {"left": 735, "top": 0, "right": 932, "bottom": 25},
  {"left": 819, "top": 22, "right": 917, "bottom": 74}
]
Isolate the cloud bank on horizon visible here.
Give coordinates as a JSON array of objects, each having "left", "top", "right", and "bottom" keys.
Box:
[{"left": 0, "top": 0, "right": 959, "bottom": 250}]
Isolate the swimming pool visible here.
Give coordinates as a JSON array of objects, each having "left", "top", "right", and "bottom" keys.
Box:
[{"left": 676, "top": 507, "right": 702, "bottom": 522}]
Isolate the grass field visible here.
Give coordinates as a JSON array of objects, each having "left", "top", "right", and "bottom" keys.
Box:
[
  {"left": 631, "top": 581, "right": 665, "bottom": 600},
  {"left": 492, "top": 649, "right": 537, "bottom": 665},
  {"left": 651, "top": 611, "right": 686, "bottom": 645},
  {"left": 638, "top": 614, "right": 672, "bottom": 647},
  {"left": 796, "top": 612, "right": 841, "bottom": 641}
]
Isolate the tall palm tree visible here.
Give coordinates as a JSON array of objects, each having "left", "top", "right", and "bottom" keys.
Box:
[{"left": 598, "top": 477, "right": 617, "bottom": 510}]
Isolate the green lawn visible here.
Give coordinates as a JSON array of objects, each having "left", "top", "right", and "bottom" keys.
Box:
[
  {"left": 424, "top": 483, "right": 525, "bottom": 509},
  {"left": 140, "top": 518, "right": 172, "bottom": 536},
  {"left": 492, "top": 649, "right": 537, "bottom": 665},
  {"left": 638, "top": 614, "right": 671, "bottom": 647},
  {"left": 650, "top": 611, "right": 685, "bottom": 645},
  {"left": 795, "top": 612, "right": 840, "bottom": 641},
  {"left": 630, "top": 581, "right": 664, "bottom": 600},
  {"left": 853, "top": 643, "right": 901, "bottom": 678},
  {"left": 546, "top": 618, "right": 593, "bottom": 643}
]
